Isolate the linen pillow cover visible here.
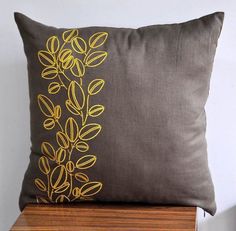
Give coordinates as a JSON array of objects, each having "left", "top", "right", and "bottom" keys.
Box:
[{"left": 15, "top": 12, "right": 224, "bottom": 215}]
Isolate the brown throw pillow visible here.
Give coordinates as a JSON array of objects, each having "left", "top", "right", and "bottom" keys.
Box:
[{"left": 15, "top": 12, "right": 224, "bottom": 215}]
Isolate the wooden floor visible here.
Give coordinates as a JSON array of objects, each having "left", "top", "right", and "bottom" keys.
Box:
[{"left": 11, "top": 204, "right": 197, "bottom": 231}]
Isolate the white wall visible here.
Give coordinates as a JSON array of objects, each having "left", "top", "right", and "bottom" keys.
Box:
[{"left": 1, "top": 0, "right": 236, "bottom": 230}]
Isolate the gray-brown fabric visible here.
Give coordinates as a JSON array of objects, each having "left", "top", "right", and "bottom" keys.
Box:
[{"left": 15, "top": 12, "right": 224, "bottom": 215}]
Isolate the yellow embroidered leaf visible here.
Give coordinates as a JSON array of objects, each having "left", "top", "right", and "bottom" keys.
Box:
[
  {"left": 46, "top": 36, "right": 60, "bottom": 54},
  {"left": 43, "top": 118, "right": 55, "bottom": 130},
  {"left": 70, "top": 58, "right": 85, "bottom": 77},
  {"left": 48, "top": 82, "right": 61, "bottom": 94},
  {"left": 85, "top": 51, "right": 107, "bottom": 67},
  {"left": 72, "top": 187, "right": 80, "bottom": 198},
  {"left": 88, "top": 79, "right": 105, "bottom": 96},
  {"left": 37, "top": 94, "right": 55, "bottom": 117},
  {"left": 54, "top": 182, "right": 70, "bottom": 194},
  {"left": 89, "top": 32, "right": 108, "bottom": 48},
  {"left": 75, "top": 141, "right": 89, "bottom": 152},
  {"left": 62, "top": 55, "right": 74, "bottom": 69},
  {"left": 41, "top": 66, "right": 58, "bottom": 79},
  {"left": 54, "top": 105, "right": 61, "bottom": 120},
  {"left": 65, "top": 117, "right": 79, "bottom": 142},
  {"left": 36, "top": 196, "right": 49, "bottom": 204},
  {"left": 66, "top": 161, "right": 75, "bottom": 173},
  {"left": 71, "top": 37, "right": 87, "bottom": 54},
  {"left": 58, "top": 49, "right": 72, "bottom": 62},
  {"left": 38, "top": 50, "right": 55, "bottom": 67},
  {"left": 65, "top": 100, "right": 81, "bottom": 115},
  {"left": 89, "top": 104, "right": 105, "bottom": 117},
  {"left": 55, "top": 195, "right": 70, "bottom": 203},
  {"left": 35, "top": 178, "right": 47, "bottom": 192},
  {"left": 80, "top": 182, "right": 102, "bottom": 197},
  {"left": 50, "top": 165, "right": 68, "bottom": 189},
  {"left": 79, "top": 123, "right": 101, "bottom": 141},
  {"left": 38, "top": 156, "right": 50, "bottom": 175},
  {"left": 62, "top": 29, "right": 78, "bottom": 43},
  {"left": 41, "top": 142, "right": 56, "bottom": 161},
  {"left": 56, "top": 148, "right": 66, "bottom": 164},
  {"left": 76, "top": 155, "right": 97, "bottom": 169},
  {"left": 68, "top": 81, "right": 85, "bottom": 110},
  {"left": 75, "top": 172, "right": 89, "bottom": 183},
  {"left": 56, "top": 131, "right": 69, "bottom": 149}
]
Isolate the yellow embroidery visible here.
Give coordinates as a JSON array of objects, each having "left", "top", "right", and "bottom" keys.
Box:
[{"left": 35, "top": 28, "right": 108, "bottom": 203}]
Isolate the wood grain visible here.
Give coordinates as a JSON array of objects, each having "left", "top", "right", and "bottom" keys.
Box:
[{"left": 11, "top": 204, "right": 196, "bottom": 231}]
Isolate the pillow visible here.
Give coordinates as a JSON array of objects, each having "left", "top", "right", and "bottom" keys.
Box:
[{"left": 15, "top": 12, "right": 224, "bottom": 215}]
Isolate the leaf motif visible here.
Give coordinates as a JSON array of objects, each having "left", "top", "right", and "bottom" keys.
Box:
[
  {"left": 35, "top": 178, "right": 47, "bottom": 192},
  {"left": 36, "top": 196, "right": 49, "bottom": 204},
  {"left": 65, "top": 117, "right": 79, "bottom": 142},
  {"left": 46, "top": 36, "right": 60, "bottom": 54},
  {"left": 37, "top": 94, "right": 55, "bottom": 117},
  {"left": 56, "top": 131, "right": 70, "bottom": 149},
  {"left": 88, "top": 79, "right": 105, "bottom": 96},
  {"left": 80, "top": 182, "right": 102, "bottom": 197},
  {"left": 55, "top": 195, "right": 70, "bottom": 203},
  {"left": 41, "top": 142, "right": 56, "bottom": 160},
  {"left": 89, "top": 104, "right": 105, "bottom": 117},
  {"left": 72, "top": 187, "right": 80, "bottom": 198},
  {"left": 75, "top": 172, "right": 89, "bottom": 183},
  {"left": 62, "top": 55, "right": 74, "bottom": 69},
  {"left": 54, "top": 182, "right": 70, "bottom": 194},
  {"left": 43, "top": 118, "right": 55, "bottom": 130},
  {"left": 58, "top": 49, "right": 72, "bottom": 62},
  {"left": 65, "top": 100, "right": 81, "bottom": 115},
  {"left": 56, "top": 148, "right": 67, "bottom": 164},
  {"left": 38, "top": 50, "right": 55, "bottom": 67},
  {"left": 71, "top": 37, "right": 87, "bottom": 54},
  {"left": 41, "top": 66, "right": 58, "bottom": 79},
  {"left": 62, "top": 29, "right": 79, "bottom": 43},
  {"left": 54, "top": 105, "right": 61, "bottom": 120},
  {"left": 79, "top": 123, "right": 101, "bottom": 141},
  {"left": 38, "top": 156, "right": 50, "bottom": 175},
  {"left": 48, "top": 82, "right": 61, "bottom": 94},
  {"left": 75, "top": 141, "right": 89, "bottom": 153},
  {"left": 89, "top": 32, "right": 108, "bottom": 48},
  {"left": 68, "top": 81, "right": 85, "bottom": 110},
  {"left": 66, "top": 161, "right": 75, "bottom": 173},
  {"left": 76, "top": 155, "right": 97, "bottom": 169},
  {"left": 50, "top": 165, "right": 68, "bottom": 189},
  {"left": 70, "top": 58, "right": 85, "bottom": 77},
  {"left": 85, "top": 51, "right": 107, "bottom": 67}
]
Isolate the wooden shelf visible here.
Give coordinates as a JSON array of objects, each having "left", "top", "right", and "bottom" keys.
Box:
[{"left": 11, "top": 204, "right": 197, "bottom": 230}]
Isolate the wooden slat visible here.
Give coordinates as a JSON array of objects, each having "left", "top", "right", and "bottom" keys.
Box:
[{"left": 11, "top": 204, "right": 196, "bottom": 231}]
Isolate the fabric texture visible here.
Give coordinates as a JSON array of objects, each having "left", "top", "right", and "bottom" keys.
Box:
[{"left": 15, "top": 12, "right": 224, "bottom": 215}]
